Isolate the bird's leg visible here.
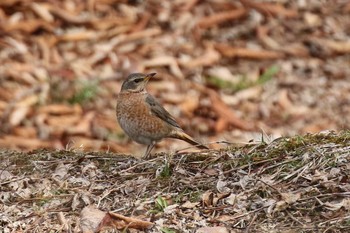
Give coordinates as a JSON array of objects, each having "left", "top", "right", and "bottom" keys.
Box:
[{"left": 143, "top": 141, "right": 156, "bottom": 159}]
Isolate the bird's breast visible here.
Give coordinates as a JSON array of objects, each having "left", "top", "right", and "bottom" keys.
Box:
[{"left": 116, "top": 92, "right": 172, "bottom": 144}]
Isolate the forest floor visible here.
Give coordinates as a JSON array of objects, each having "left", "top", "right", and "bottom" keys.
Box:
[
  {"left": 1, "top": 0, "right": 350, "bottom": 232},
  {"left": 1, "top": 131, "right": 350, "bottom": 232}
]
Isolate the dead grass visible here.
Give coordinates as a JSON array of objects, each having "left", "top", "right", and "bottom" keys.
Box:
[{"left": 1, "top": 131, "right": 350, "bottom": 232}]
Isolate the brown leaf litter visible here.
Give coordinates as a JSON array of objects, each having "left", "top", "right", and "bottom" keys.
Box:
[{"left": 0, "top": 0, "right": 350, "bottom": 153}]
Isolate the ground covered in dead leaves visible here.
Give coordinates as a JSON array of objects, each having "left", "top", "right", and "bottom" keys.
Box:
[
  {"left": 1, "top": 0, "right": 350, "bottom": 232},
  {"left": 1, "top": 131, "right": 350, "bottom": 232},
  {"left": 1, "top": 0, "right": 350, "bottom": 154}
]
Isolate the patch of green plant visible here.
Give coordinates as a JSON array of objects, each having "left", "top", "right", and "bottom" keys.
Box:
[
  {"left": 155, "top": 196, "right": 168, "bottom": 211},
  {"left": 279, "top": 138, "right": 305, "bottom": 152},
  {"left": 284, "top": 159, "right": 303, "bottom": 170},
  {"left": 149, "top": 196, "right": 168, "bottom": 214},
  {"left": 311, "top": 130, "right": 350, "bottom": 145},
  {"left": 239, "top": 152, "right": 256, "bottom": 165},
  {"left": 221, "top": 158, "right": 241, "bottom": 171},
  {"left": 294, "top": 135, "right": 306, "bottom": 145},
  {"left": 264, "top": 136, "right": 309, "bottom": 158},
  {"left": 257, "top": 65, "right": 279, "bottom": 85},
  {"left": 175, "top": 188, "right": 202, "bottom": 203},
  {"left": 69, "top": 80, "right": 99, "bottom": 105},
  {"left": 158, "top": 160, "right": 172, "bottom": 178},
  {"left": 188, "top": 190, "right": 202, "bottom": 202},
  {"left": 325, "top": 158, "right": 338, "bottom": 167},
  {"left": 206, "top": 65, "right": 279, "bottom": 92},
  {"left": 344, "top": 219, "right": 350, "bottom": 226},
  {"left": 34, "top": 197, "right": 52, "bottom": 208},
  {"left": 340, "top": 130, "right": 350, "bottom": 142},
  {"left": 51, "top": 189, "right": 69, "bottom": 196},
  {"left": 206, "top": 74, "right": 249, "bottom": 92}
]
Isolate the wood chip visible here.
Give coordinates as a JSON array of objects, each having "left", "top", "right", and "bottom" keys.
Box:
[
  {"left": 197, "top": 8, "right": 247, "bottom": 28},
  {"left": 215, "top": 43, "right": 284, "bottom": 59},
  {"left": 240, "top": 0, "right": 298, "bottom": 18}
]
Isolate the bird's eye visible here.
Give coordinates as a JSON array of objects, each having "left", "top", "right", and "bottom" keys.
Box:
[{"left": 134, "top": 78, "right": 143, "bottom": 83}]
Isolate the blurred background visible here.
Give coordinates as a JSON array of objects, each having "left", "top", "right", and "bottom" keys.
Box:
[{"left": 0, "top": 0, "right": 349, "bottom": 155}]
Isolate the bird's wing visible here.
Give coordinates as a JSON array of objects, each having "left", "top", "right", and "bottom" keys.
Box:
[{"left": 145, "top": 94, "right": 181, "bottom": 128}]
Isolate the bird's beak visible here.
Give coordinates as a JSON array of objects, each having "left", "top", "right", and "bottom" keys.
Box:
[{"left": 144, "top": 73, "right": 156, "bottom": 82}]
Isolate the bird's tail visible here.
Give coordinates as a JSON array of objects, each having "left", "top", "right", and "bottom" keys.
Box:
[{"left": 171, "top": 130, "right": 208, "bottom": 149}]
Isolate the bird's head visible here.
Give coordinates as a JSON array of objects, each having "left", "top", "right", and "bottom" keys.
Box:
[{"left": 120, "top": 73, "right": 156, "bottom": 92}]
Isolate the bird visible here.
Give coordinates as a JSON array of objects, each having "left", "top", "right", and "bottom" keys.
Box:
[{"left": 116, "top": 72, "right": 208, "bottom": 158}]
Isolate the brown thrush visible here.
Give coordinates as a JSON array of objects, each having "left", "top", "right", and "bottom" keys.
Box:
[{"left": 116, "top": 73, "right": 208, "bottom": 158}]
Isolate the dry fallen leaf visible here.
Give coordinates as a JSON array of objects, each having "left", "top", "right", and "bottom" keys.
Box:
[
  {"left": 80, "top": 206, "right": 106, "bottom": 233},
  {"left": 240, "top": 0, "right": 298, "bottom": 18},
  {"left": 275, "top": 192, "right": 301, "bottom": 212},
  {"left": 52, "top": 162, "right": 69, "bottom": 180},
  {"left": 9, "top": 106, "right": 30, "bottom": 126},
  {"left": 181, "top": 201, "right": 199, "bottom": 209},
  {"left": 197, "top": 226, "right": 229, "bottom": 233},
  {"left": 197, "top": 8, "right": 247, "bottom": 28},
  {"left": 38, "top": 104, "right": 82, "bottom": 115},
  {"left": 101, "top": 212, "right": 153, "bottom": 231},
  {"left": 80, "top": 206, "right": 153, "bottom": 232},
  {"left": 179, "top": 45, "right": 221, "bottom": 68},
  {"left": 142, "top": 56, "right": 184, "bottom": 79},
  {"left": 281, "top": 192, "right": 301, "bottom": 204},
  {"left": 202, "top": 191, "right": 214, "bottom": 207},
  {"left": 208, "top": 89, "right": 254, "bottom": 132},
  {"left": 324, "top": 198, "right": 350, "bottom": 211}
]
